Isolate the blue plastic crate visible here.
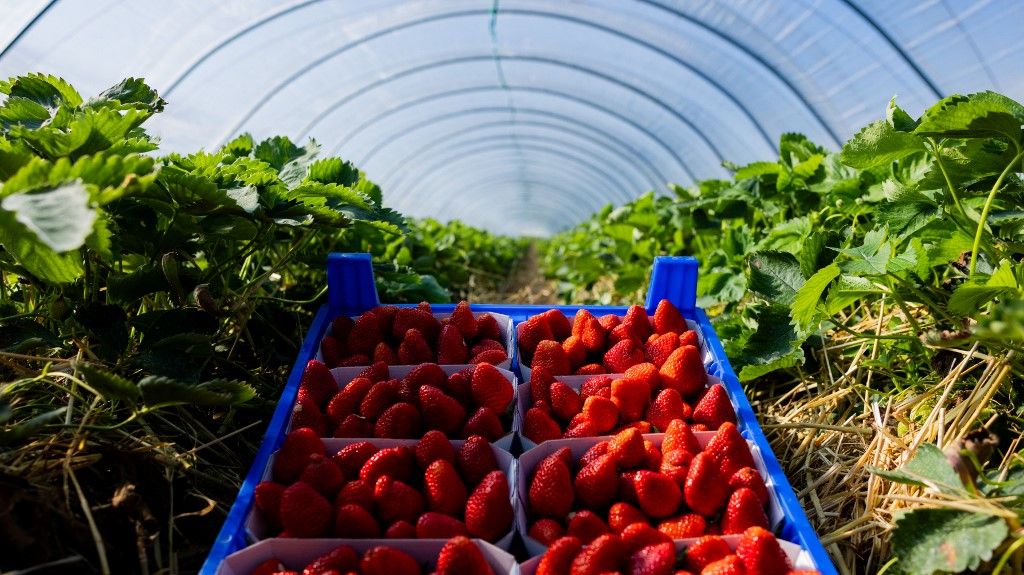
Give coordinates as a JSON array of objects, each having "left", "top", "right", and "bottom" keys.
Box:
[{"left": 200, "top": 253, "right": 837, "bottom": 574}]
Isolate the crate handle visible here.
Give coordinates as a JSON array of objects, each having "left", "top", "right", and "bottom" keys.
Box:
[
  {"left": 645, "top": 256, "right": 698, "bottom": 313},
  {"left": 327, "top": 252, "right": 380, "bottom": 317}
]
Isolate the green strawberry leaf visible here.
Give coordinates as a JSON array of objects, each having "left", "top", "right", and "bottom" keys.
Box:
[
  {"left": 791, "top": 263, "right": 840, "bottom": 330},
  {"left": 890, "top": 508, "right": 1008, "bottom": 575},
  {"left": 747, "top": 251, "right": 805, "bottom": 305},
  {"left": 841, "top": 120, "right": 926, "bottom": 169},
  {"left": 868, "top": 444, "right": 967, "bottom": 495}
]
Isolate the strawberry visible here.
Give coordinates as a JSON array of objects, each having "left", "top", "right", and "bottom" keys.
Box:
[
  {"left": 477, "top": 312, "right": 503, "bottom": 340},
  {"left": 598, "top": 313, "right": 621, "bottom": 331},
  {"left": 648, "top": 388, "right": 690, "bottom": 432},
  {"left": 643, "top": 439, "right": 664, "bottom": 470},
  {"left": 321, "top": 335, "right": 348, "bottom": 368},
  {"left": 581, "top": 376, "right": 613, "bottom": 399},
  {"left": 360, "top": 380, "right": 399, "bottom": 420},
  {"left": 417, "top": 512, "right": 469, "bottom": 539},
  {"left": 562, "top": 336, "right": 588, "bottom": 369},
  {"left": 736, "top": 527, "right": 791, "bottom": 575},
  {"left": 580, "top": 441, "right": 611, "bottom": 468},
  {"left": 604, "top": 339, "right": 645, "bottom": 373},
  {"left": 327, "top": 377, "right": 374, "bottom": 424},
  {"left": 292, "top": 396, "right": 327, "bottom": 436},
  {"left": 375, "top": 402, "right": 422, "bottom": 439},
  {"left": 611, "top": 377, "right": 650, "bottom": 422},
  {"left": 333, "top": 441, "right": 378, "bottom": 477},
  {"left": 608, "top": 502, "right": 648, "bottom": 533},
  {"left": 692, "top": 385, "right": 736, "bottom": 429},
  {"left": 462, "top": 406, "right": 505, "bottom": 441},
  {"left": 721, "top": 488, "right": 769, "bottom": 535},
  {"left": 662, "top": 420, "right": 702, "bottom": 456},
  {"left": 531, "top": 367, "right": 556, "bottom": 405},
  {"left": 300, "top": 360, "right": 338, "bottom": 408},
  {"left": 551, "top": 381, "right": 583, "bottom": 421},
  {"left": 530, "top": 518, "right": 567, "bottom": 545},
  {"left": 360, "top": 446, "right": 415, "bottom": 484},
  {"left": 273, "top": 428, "right": 325, "bottom": 484},
  {"left": 471, "top": 338, "right": 505, "bottom": 357},
  {"left": 417, "top": 301, "right": 433, "bottom": 313},
  {"left": 705, "top": 423, "right": 755, "bottom": 477},
  {"left": 610, "top": 323, "right": 636, "bottom": 345},
  {"left": 457, "top": 435, "right": 498, "bottom": 485},
  {"left": 702, "top": 555, "right": 745, "bottom": 575},
  {"left": 659, "top": 513, "right": 706, "bottom": 538},
  {"left": 653, "top": 300, "right": 688, "bottom": 335},
  {"left": 436, "top": 323, "right": 469, "bottom": 364},
  {"left": 644, "top": 333, "right": 679, "bottom": 368},
  {"left": 450, "top": 301, "right": 479, "bottom": 339},
  {"left": 518, "top": 315, "right": 554, "bottom": 359},
  {"left": 384, "top": 519, "right": 416, "bottom": 539},
  {"left": 418, "top": 385, "right": 466, "bottom": 437},
  {"left": 436, "top": 536, "right": 492, "bottom": 575},
  {"left": 679, "top": 330, "right": 699, "bottom": 348},
  {"left": 537, "top": 536, "right": 583, "bottom": 575},
  {"left": 685, "top": 536, "right": 732, "bottom": 572},
  {"left": 567, "top": 510, "right": 611, "bottom": 544},
  {"left": 332, "top": 315, "right": 355, "bottom": 340},
  {"left": 372, "top": 341, "right": 398, "bottom": 365},
  {"left": 684, "top": 452, "right": 729, "bottom": 517},
  {"left": 392, "top": 307, "right": 440, "bottom": 342},
  {"left": 374, "top": 476, "right": 424, "bottom": 525},
  {"left": 543, "top": 309, "right": 573, "bottom": 340},
  {"left": 623, "top": 305, "right": 653, "bottom": 342},
  {"left": 471, "top": 348, "right": 509, "bottom": 364},
  {"left": 525, "top": 406, "right": 564, "bottom": 444},
  {"left": 339, "top": 354, "right": 371, "bottom": 367},
  {"left": 398, "top": 328, "right": 434, "bottom": 364},
  {"left": 347, "top": 313, "right": 383, "bottom": 355},
  {"left": 574, "top": 310, "right": 607, "bottom": 353},
  {"left": 628, "top": 541, "right": 675, "bottom": 575},
  {"left": 621, "top": 523, "right": 673, "bottom": 554},
  {"left": 570, "top": 533, "right": 626, "bottom": 575},
  {"left": 533, "top": 339, "right": 572, "bottom": 375},
  {"left": 424, "top": 459, "right": 468, "bottom": 516},
  {"left": 443, "top": 368, "right": 473, "bottom": 403},
  {"left": 280, "top": 481, "right": 332, "bottom": 537},
  {"left": 530, "top": 451, "right": 575, "bottom": 518},
  {"left": 355, "top": 361, "right": 390, "bottom": 382},
  {"left": 729, "top": 468, "right": 769, "bottom": 506},
  {"left": 575, "top": 363, "right": 607, "bottom": 375},
  {"left": 575, "top": 454, "right": 619, "bottom": 509},
  {"left": 333, "top": 503, "right": 380, "bottom": 538},
  {"left": 608, "top": 428, "right": 646, "bottom": 469},
  {"left": 251, "top": 559, "right": 285, "bottom": 575},
  {"left": 659, "top": 346, "right": 706, "bottom": 398},
  {"left": 333, "top": 413, "right": 372, "bottom": 438},
  {"left": 581, "top": 396, "right": 619, "bottom": 434},
  {"left": 254, "top": 481, "right": 285, "bottom": 532},
  {"left": 334, "top": 479, "right": 373, "bottom": 510},
  {"left": 360, "top": 546, "right": 421, "bottom": 575},
  {"left": 374, "top": 305, "right": 400, "bottom": 334},
  {"left": 633, "top": 470, "right": 683, "bottom": 519},
  {"left": 624, "top": 363, "right": 662, "bottom": 392},
  {"left": 406, "top": 362, "right": 447, "bottom": 390},
  {"left": 304, "top": 544, "right": 361, "bottom": 575},
  {"left": 471, "top": 363, "right": 513, "bottom": 412},
  {"left": 465, "top": 470, "right": 513, "bottom": 542},
  {"left": 299, "top": 453, "right": 344, "bottom": 498}
]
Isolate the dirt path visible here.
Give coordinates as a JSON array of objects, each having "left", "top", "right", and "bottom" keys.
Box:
[{"left": 475, "top": 242, "right": 559, "bottom": 304}]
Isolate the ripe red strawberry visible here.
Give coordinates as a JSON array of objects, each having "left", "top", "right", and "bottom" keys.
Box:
[
  {"left": 373, "top": 305, "right": 400, "bottom": 334},
  {"left": 579, "top": 441, "right": 610, "bottom": 468},
  {"left": 450, "top": 301, "right": 479, "bottom": 339},
  {"left": 679, "top": 330, "right": 699, "bottom": 347},
  {"left": 457, "top": 435, "right": 498, "bottom": 485},
  {"left": 398, "top": 328, "right": 434, "bottom": 364},
  {"left": 574, "top": 309, "right": 607, "bottom": 353},
  {"left": 392, "top": 307, "right": 440, "bottom": 342},
  {"left": 416, "top": 511, "right": 469, "bottom": 539},
  {"left": 533, "top": 339, "right": 572, "bottom": 375},
  {"left": 477, "top": 312, "right": 503, "bottom": 340},
  {"left": 702, "top": 555, "right": 745, "bottom": 575},
  {"left": 518, "top": 315, "right": 554, "bottom": 359},
  {"left": 531, "top": 367, "right": 556, "bottom": 405},
  {"left": 424, "top": 459, "right": 468, "bottom": 516},
  {"left": 611, "top": 377, "right": 650, "bottom": 422},
  {"left": 334, "top": 478, "right": 373, "bottom": 510},
  {"left": 598, "top": 313, "right": 621, "bottom": 331},
  {"left": 374, "top": 476, "right": 424, "bottom": 525},
  {"left": 374, "top": 402, "right": 421, "bottom": 439},
  {"left": 684, "top": 452, "right": 729, "bottom": 517},
  {"left": 570, "top": 533, "right": 626, "bottom": 575},
  {"left": 465, "top": 470, "right": 513, "bottom": 542},
  {"left": 471, "top": 338, "right": 505, "bottom": 357},
  {"left": 564, "top": 418, "right": 599, "bottom": 438},
  {"left": 359, "top": 446, "right": 415, "bottom": 484},
  {"left": 471, "top": 363, "right": 513, "bottom": 412},
  {"left": 436, "top": 535, "right": 492, "bottom": 575},
  {"left": 721, "top": 488, "right": 769, "bottom": 534},
  {"left": 567, "top": 510, "right": 611, "bottom": 544},
  {"left": 333, "top": 441, "right": 377, "bottom": 477},
  {"left": 372, "top": 341, "right": 398, "bottom": 365},
  {"left": 251, "top": 558, "right": 285, "bottom": 575},
  {"left": 300, "top": 360, "right": 338, "bottom": 408},
  {"left": 299, "top": 453, "right": 344, "bottom": 498},
  {"left": 436, "top": 323, "right": 469, "bottom": 364},
  {"left": 581, "top": 396, "right": 619, "bottom": 434},
  {"left": 360, "top": 380, "right": 399, "bottom": 420},
  {"left": 624, "top": 363, "right": 662, "bottom": 392},
  {"left": 254, "top": 481, "right": 285, "bottom": 532},
  {"left": 471, "top": 347, "right": 510, "bottom": 365},
  {"left": 736, "top": 527, "right": 791, "bottom": 575},
  {"left": 644, "top": 333, "right": 679, "bottom": 368},
  {"left": 273, "top": 428, "right": 325, "bottom": 483},
  {"left": 551, "top": 381, "right": 583, "bottom": 421},
  {"left": 648, "top": 388, "right": 690, "bottom": 432},
  {"left": 321, "top": 335, "right": 347, "bottom": 368},
  {"left": 537, "top": 536, "right": 583, "bottom": 575},
  {"left": 304, "top": 544, "right": 360, "bottom": 574},
  {"left": 604, "top": 339, "right": 645, "bottom": 373},
  {"left": 643, "top": 439, "right": 664, "bottom": 470},
  {"left": 652, "top": 299, "right": 688, "bottom": 335},
  {"left": 333, "top": 503, "right": 380, "bottom": 538},
  {"left": 443, "top": 368, "right": 473, "bottom": 403},
  {"left": 529, "top": 518, "right": 567, "bottom": 545},
  {"left": 659, "top": 346, "right": 706, "bottom": 398},
  {"left": 417, "top": 301, "right": 433, "bottom": 313},
  {"left": 621, "top": 522, "right": 673, "bottom": 554},
  {"left": 633, "top": 470, "right": 683, "bottom": 519},
  {"left": 413, "top": 432, "right": 454, "bottom": 473},
  {"left": 623, "top": 305, "right": 653, "bottom": 342},
  {"left": 360, "top": 546, "right": 421, "bottom": 575},
  {"left": 292, "top": 396, "right": 327, "bottom": 436},
  {"left": 338, "top": 353, "right": 371, "bottom": 367},
  {"left": 691, "top": 385, "right": 736, "bottom": 429},
  {"left": 327, "top": 377, "right": 373, "bottom": 424},
  {"left": 333, "top": 413, "right": 372, "bottom": 438},
  {"left": 384, "top": 519, "right": 416, "bottom": 539},
  {"left": 525, "top": 406, "right": 564, "bottom": 444},
  {"left": 575, "top": 363, "right": 607, "bottom": 375},
  {"left": 628, "top": 541, "right": 675, "bottom": 575},
  {"left": 419, "top": 385, "right": 466, "bottom": 437},
  {"left": 542, "top": 309, "right": 573, "bottom": 340},
  {"left": 332, "top": 315, "right": 355, "bottom": 340},
  {"left": 355, "top": 361, "right": 390, "bottom": 382},
  {"left": 685, "top": 536, "right": 732, "bottom": 572},
  {"left": 581, "top": 376, "right": 613, "bottom": 399},
  {"left": 562, "top": 335, "right": 588, "bottom": 369},
  {"left": 662, "top": 420, "right": 702, "bottom": 455},
  {"left": 729, "top": 467, "right": 769, "bottom": 506},
  {"left": 347, "top": 313, "right": 383, "bottom": 355},
  {"left": 705, "top": 423, "right": 756, "bottom": 477},
  {"left": 575, "top": 454, "right": 619, "bottom": 509},
  {"left": 608, "top": 428, "right": 646, "bottom": 469},
  {"left": 659, "top": 513, "right": 706, "bottom": 538},
  {"left": 280, "top": 481, "right": 332, "bottom": 537},
  {"left": 462, "top": 406, "right": 505, "bottom": 441},
  {"left": 530, "top": 451, "right": 575, "bottom": 518}
]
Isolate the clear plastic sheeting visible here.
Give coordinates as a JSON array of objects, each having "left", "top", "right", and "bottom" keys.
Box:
[{"left": 1, "top": 1, "right": 1021, "bottom": 235}]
